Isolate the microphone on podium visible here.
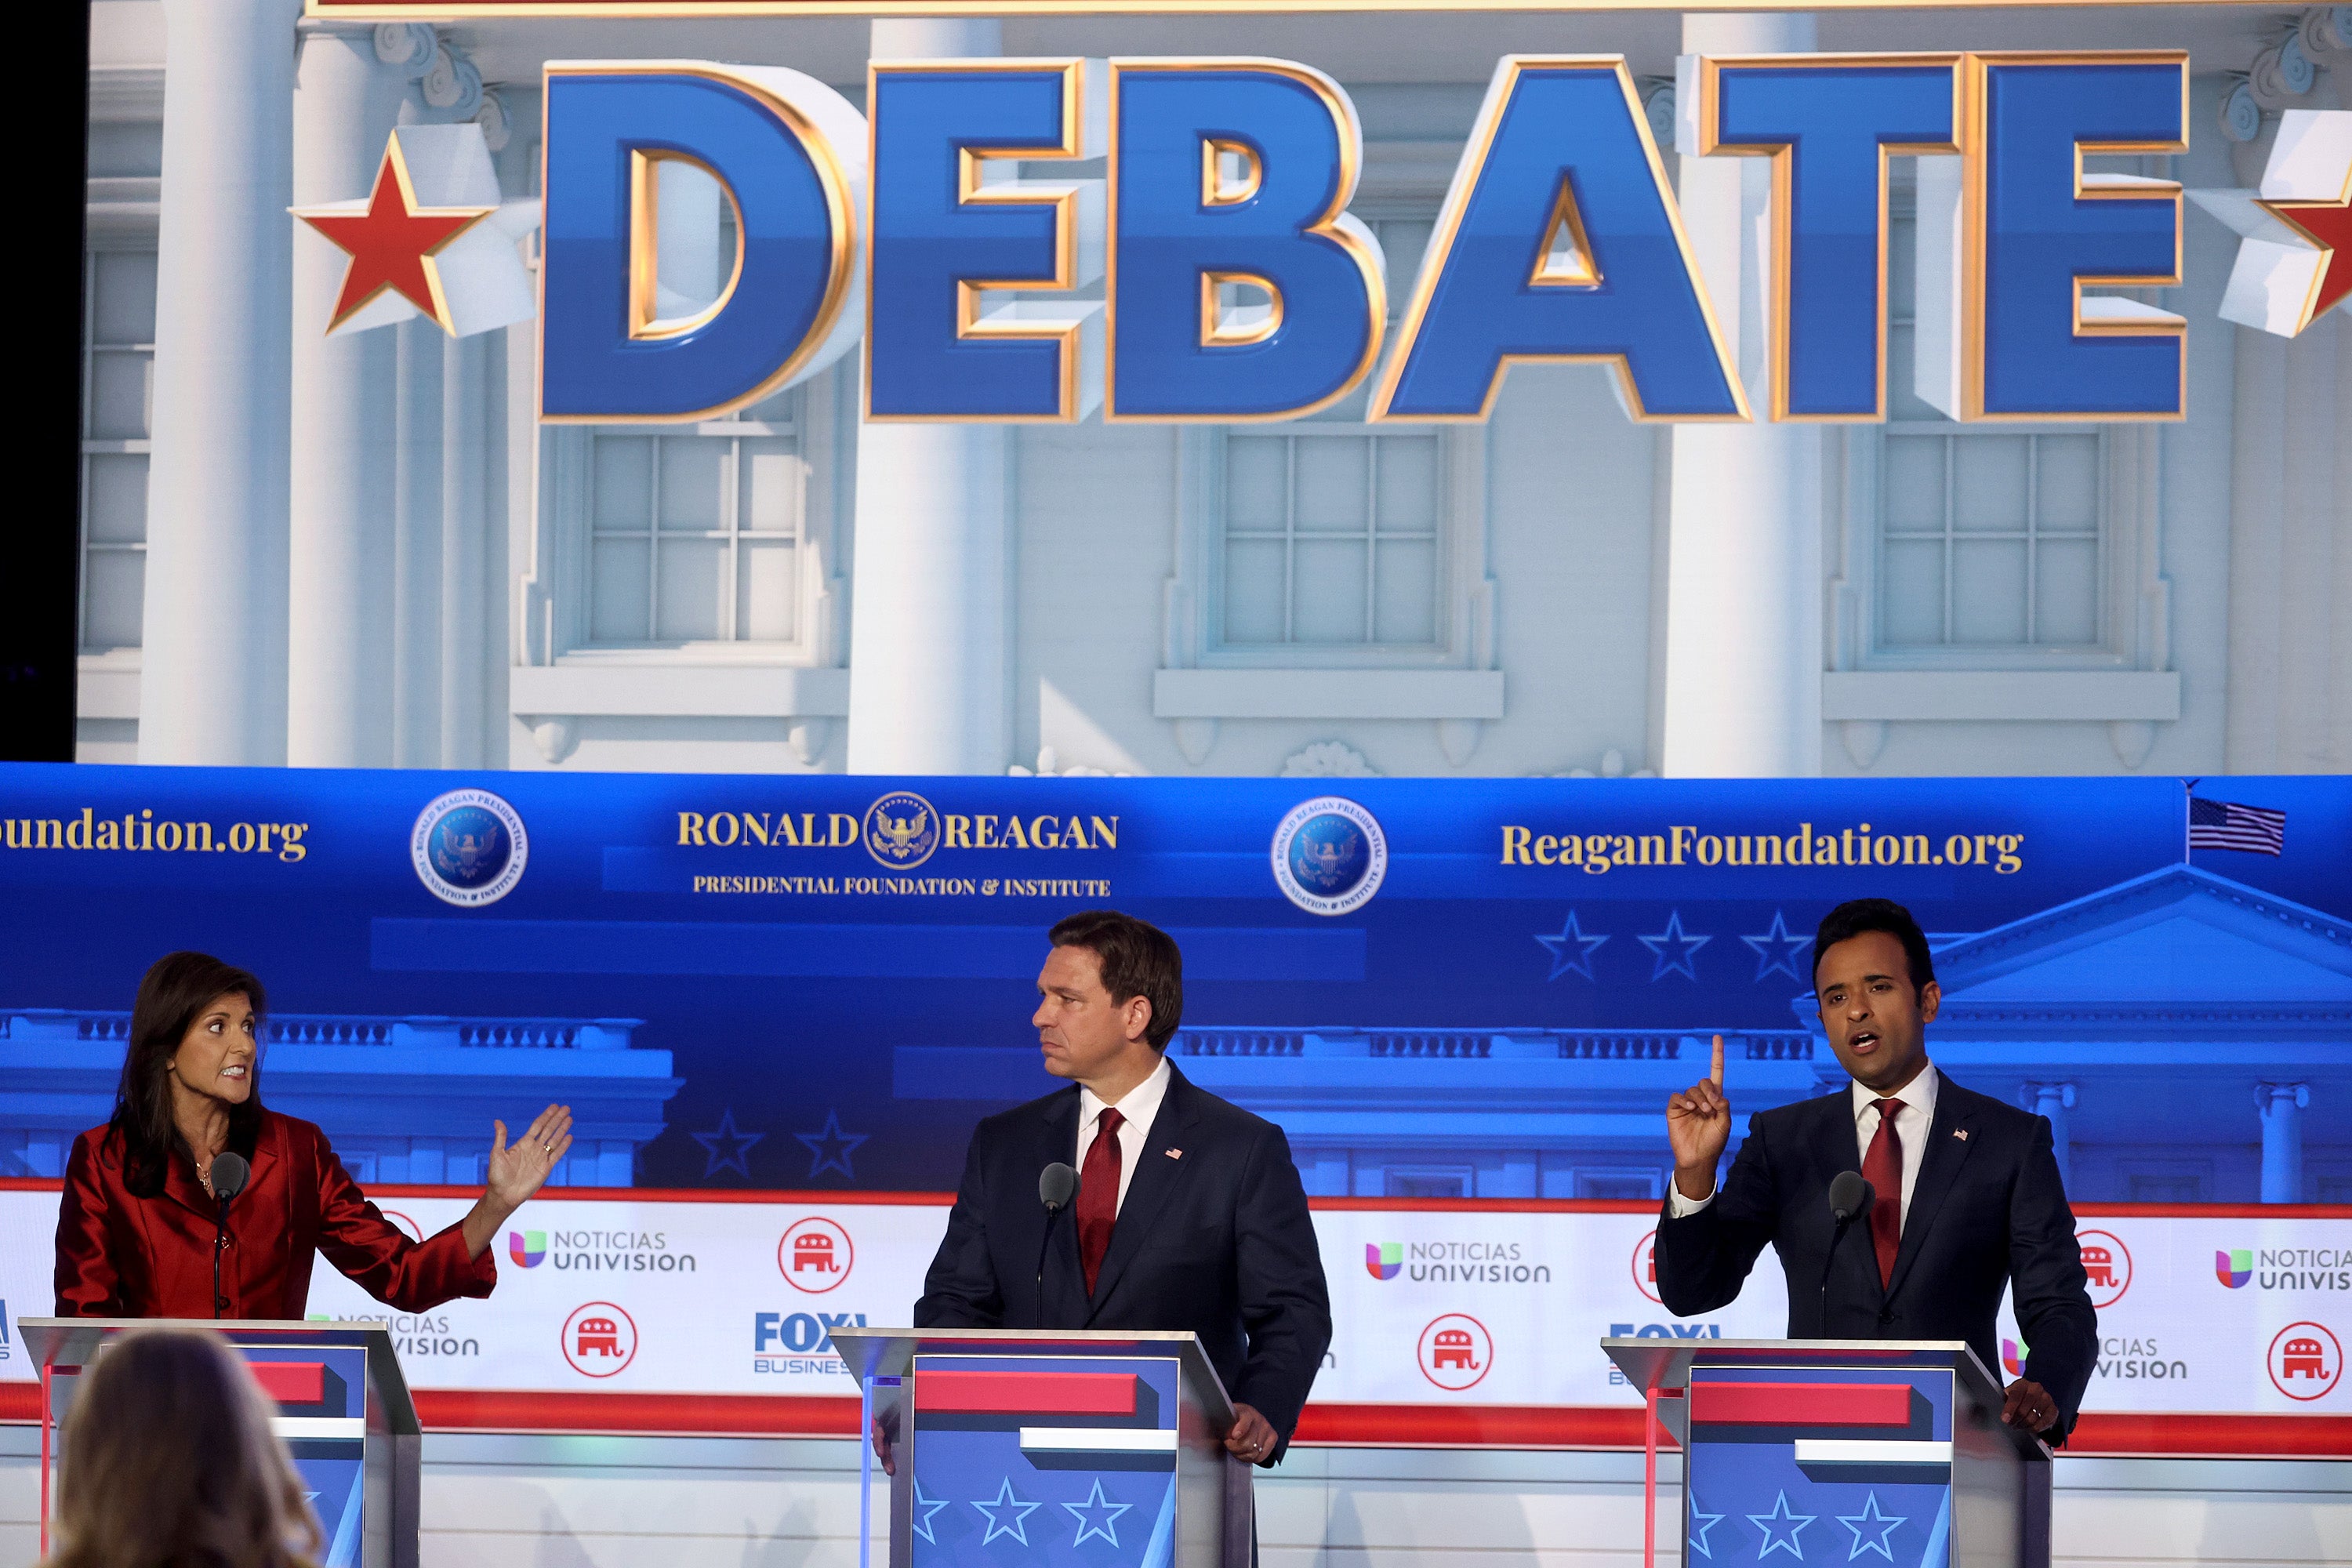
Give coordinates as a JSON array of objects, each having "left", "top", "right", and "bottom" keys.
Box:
[
  {"left": 1820, "top": 1171, "right": 1875, "bottom": 1330},
  {"left": 210, "top": 1152, "right": 250, "bottom": 1320},
  {"left": 1036, "top": 1163, "right": 1080, "bottom": 1285}
]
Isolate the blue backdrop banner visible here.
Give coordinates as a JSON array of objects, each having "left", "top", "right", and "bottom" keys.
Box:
[{"left": 0, "top": 764, "right": 2343, "bottom": 1203}]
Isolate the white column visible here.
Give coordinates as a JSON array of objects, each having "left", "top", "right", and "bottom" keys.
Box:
[
  {"left": 138, "top": 0, "right": 301, "bottom": 765},
  {"left": 441, "top": 329, "right": 489, "bottom": 768},
  {"left": 394, "top": 318, "right": 445, "bottom": 767},
  {"left": 287, "top": 23, "right": 406, "bottom": 767},
  {"left": 2259, "top": 1082, "right": 2309, "bottom": 1203},
  {"left": 2223, "top": 326, "right": 2288, "bottom": 769},
  {"left": 1661, "top": 12, "right": 1824, "bottom": 778},
  {"left": 2027, "top": 1082, "right": 2075, "bottom": 1186},
  {"left": 847, "top": 18, "right": 1012, "bottom": 775}
]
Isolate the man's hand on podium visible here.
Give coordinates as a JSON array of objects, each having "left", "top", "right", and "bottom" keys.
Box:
[
  {"left": 1224, "top": 1403, "right": 1277, "bottom": 1465},
  {"left": 1667, "top": 1035, "right": 1732, "bottom": 1202},
  {"left": 2002, "top": 1377, "right": 2059, "bottom": 1439},
  {"left": 872, "top": 1415, "right": 896, "bottom": 1476}
]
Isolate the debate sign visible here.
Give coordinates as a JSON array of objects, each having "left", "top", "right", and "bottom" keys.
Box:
[{"left": 531, "top": 52, "right": 2210, "bottom": 425}]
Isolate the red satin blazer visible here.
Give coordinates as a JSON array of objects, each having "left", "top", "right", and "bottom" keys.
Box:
[{"left": 54, "top": 1109, "right": 496, "bottom": 1319}]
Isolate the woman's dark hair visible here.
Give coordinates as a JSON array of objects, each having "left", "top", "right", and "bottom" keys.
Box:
[
  {"left": 1811, "top": 898, "right": 1936, "bottom": 996},
  {"left": 1047, "top": 910, "right": 1185, "bottom": 1051},
  {"left": 109, "top": 952, "right": 267, "bottom": 1197}
]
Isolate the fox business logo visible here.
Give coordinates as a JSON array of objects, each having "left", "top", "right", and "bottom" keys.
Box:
[{"left": 753, "top": 1310, "right": 869, "bottom": 1375}]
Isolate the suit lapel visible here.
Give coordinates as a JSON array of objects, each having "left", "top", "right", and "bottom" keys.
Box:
[
  {"left": 1809, "top": 1091, "right": 1888, "bottom": 1311},
  {"left": 1035, "top": 1089, "right": 1089, "bottom": 1325},
  {"left": 1083, "top": 1063, "right": 1200, "bottom": 1324},
  {"left": 1885, "top": 1072, "right": 1977, "bottom": 1303},
  {"left": 162, "top": 1145, "right": 216, "bottom": 1221}
]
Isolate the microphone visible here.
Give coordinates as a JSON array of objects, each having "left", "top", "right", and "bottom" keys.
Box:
[
  {"left": 1828, "top": 1170, "right": 1874, "bottom": 1225},
  {"left": 1036, "top": 1163, "right": 1080, "bottom": 1286},
  {"left": 212, "top": 1152, "right": 250, "bottom": 1203},
  {"left": 1820, "top": 1172, "right": 1875, "bottom": 1335},
  {"left": 209, "top": 1152, "right": 250, "bottom": 1320}
]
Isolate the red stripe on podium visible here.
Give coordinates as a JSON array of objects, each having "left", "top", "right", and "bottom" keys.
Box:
[
  {"left": 915, "top": 1370, "right": 1138, "bottom": 1416},
  {"left": 1689, "top": 1382, "right": 1912, "bottom": 1426},
  {"left": 249, "top": 1362, "right": 326, "bottom": 1405},
  {"left": 3, "top": 1379, "right": 2347, "bottom": 1457}
]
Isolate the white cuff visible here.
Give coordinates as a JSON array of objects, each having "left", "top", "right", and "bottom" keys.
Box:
[{"left": 1664, "top": 1182, "right": 1715, "bottom": 1218}]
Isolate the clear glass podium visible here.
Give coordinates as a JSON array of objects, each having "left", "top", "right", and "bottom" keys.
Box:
[
  {"left": 1602, "top": 1338, "right": 2053, "bottom": 1568},
  {"left": 22, "top": 1318, "right": 421, "bottom": 1568},
  {"left": 830, "top": 1327, "right": 1255, "bottom": 1568}
]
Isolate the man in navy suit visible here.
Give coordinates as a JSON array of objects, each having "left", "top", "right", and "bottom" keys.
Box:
[
  {"left": 1656, "top": 898, "right": 2097, "bottom": 1442},
  {"left": 916, "top": 910, "right": 1331, "bottom": 1466}
]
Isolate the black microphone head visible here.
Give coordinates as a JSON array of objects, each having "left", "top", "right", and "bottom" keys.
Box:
[
  {"left": 1039, "top": 1162, "right": 1080, "bottom": 1213},
  {"left": 210, "top": 1152, "right": 250, "bottom": 1203},
  {"left": 1828, "top": 1171, "right": 1875, "bottom": 1223}
]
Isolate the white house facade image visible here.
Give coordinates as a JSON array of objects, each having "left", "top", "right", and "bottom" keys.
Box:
[{"left": 78, "top": 1, "right": 2352, "bottom": 784}]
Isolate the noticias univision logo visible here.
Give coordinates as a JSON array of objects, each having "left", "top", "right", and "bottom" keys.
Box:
[
  {"left": 1366, "top": 1243, "right": 1403, "bottom": 1281},
  {"left": 510, "top": 1229, "right": 547, "bottom": 1268},
  {"left": 2217, "top": 1248, "right": 2252, "bottom": 1288}
]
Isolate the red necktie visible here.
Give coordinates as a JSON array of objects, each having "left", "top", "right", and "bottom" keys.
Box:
[
  {"left": 1863, "top": 1098, "right": 1904, "bottom": 1288},
  {"left": 1076, "top": 1106, "right": 1125, "bottom": 1297}
]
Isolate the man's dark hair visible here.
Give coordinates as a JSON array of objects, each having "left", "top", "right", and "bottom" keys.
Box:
[
  {"left": 1811, "top": 898, "right": 1936, "bottom": 996},
  {"left": 1049, "top": 909, "right": 1184, "bottom": 1051}
]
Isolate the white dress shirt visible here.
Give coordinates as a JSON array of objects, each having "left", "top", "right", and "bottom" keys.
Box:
[
  {"left": 1848, "top": 1063, "right": 1937, "bottom": 1232},
  {"left": 1667, "top": 1062, "right": 1940, "bottom": 1229},
  {"left": 1076, "top": 1054, "right": 1172, "bottom": 1218}
]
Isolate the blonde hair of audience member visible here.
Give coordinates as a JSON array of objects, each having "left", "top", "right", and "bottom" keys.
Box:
[{"left": 45, "top": 1327, "right": 323, "bottom": 1568}]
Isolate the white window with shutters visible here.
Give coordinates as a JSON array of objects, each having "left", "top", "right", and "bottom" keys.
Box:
[
  {"left": 1829, "top": 190, "right": 2165, "bottom": 681},
  {"left": 1165, "top": 419, "right": 1490, "bottom": 677},
  {"left": 580, "top": 394, "right": 811, "bottom": 649},
  {"left": 80, "top": 247, "right": 156, "bottom": 655},
  {"left": 532, "top": 381, "right": 847, "bottom": 672}
]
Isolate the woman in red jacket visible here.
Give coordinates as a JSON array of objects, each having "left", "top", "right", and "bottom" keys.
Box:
[{"left": 55, "top": 950, "right": 574, "bottom": 1319}]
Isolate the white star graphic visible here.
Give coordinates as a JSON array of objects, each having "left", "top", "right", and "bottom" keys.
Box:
[
  {"left": 971, "top": 1478, "right": 1043, "bottom": 1545},
  {"left": 1536, "top": 909, "right": 1610, "bottom": 980},
  {"left": 1063, "top": 1478, "right": 1134, "bottom": 1546},
  {"left": 1740, "top": 909, "right": 1813, "bottom": 983},
  {"left": 2189, "top": 109, "right": 2352, "bottom": 337},
  {"left": 1835, "top": 1492, "right": 1907, "bottom": 1561},
  {"left": 911, "top": 1479, "right": 950, "bottom": 1544},
  {"left": 1688, "top": 1496, "right": 1726, "bottom": 1559},
  {"left": 1748, "top": 1489, "right": 1817, "bottom": 1561},
  {"left": 1638, "top": 910, "right": 1711, "bottom": 982}
]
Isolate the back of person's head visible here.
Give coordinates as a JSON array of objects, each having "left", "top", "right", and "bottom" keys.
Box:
[
  {"left": 48, "top": 1327, "right": 321, "bottom": 1568},
  {"left": 1811, "top": 898, "right": 1936, "bottom": 995},
  {"left": 1047, "top": 909, "right": 1185, "bottom": 1050}
]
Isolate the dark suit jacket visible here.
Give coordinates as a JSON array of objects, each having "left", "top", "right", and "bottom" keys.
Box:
[
  {"left": 1655, "top": 1069, "right": 2097, "bottom": 1434},
  {"left": 916, "top": 1061, "right": 1331, "bottom": 1462},
  {"left": 56, "top": 1110, "right": 495, "bottom": 1319}
]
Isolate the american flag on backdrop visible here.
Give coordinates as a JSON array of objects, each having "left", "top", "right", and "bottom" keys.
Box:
[{"left": 2188, "top": 796, "right": 2286, "bottom": 855}]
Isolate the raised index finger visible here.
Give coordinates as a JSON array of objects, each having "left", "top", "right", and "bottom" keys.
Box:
[{"left": 1711, "top": 1034, "right": 1725, "bottom": 1087}]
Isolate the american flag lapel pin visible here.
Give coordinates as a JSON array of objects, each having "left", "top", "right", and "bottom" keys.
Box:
[
  {"left": 1954, "top": 1129, "right": 1969, "bottom": 1142},
  {"left": 1165, "top": 1148, "right": 1183, "bottom": 1160}
]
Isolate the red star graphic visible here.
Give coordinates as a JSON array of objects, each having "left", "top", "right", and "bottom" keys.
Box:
[
  {"left": 294, "top": 138, "right": 493, "bottom": 334},
  {"left": 2259, "top": 169, "right": 2352, "bottom": 335}
]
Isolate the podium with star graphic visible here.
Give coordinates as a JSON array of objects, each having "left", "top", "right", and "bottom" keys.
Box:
[
  {"left": 831, "top": 1327, "right": 1253, "bottom": 1568},
  {"left": 1602, "top": 1339, "right": 2050, "bottom": 1568},
  {"left": 23, "top": 1318, "right": 421, "bottom": 1568}
]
